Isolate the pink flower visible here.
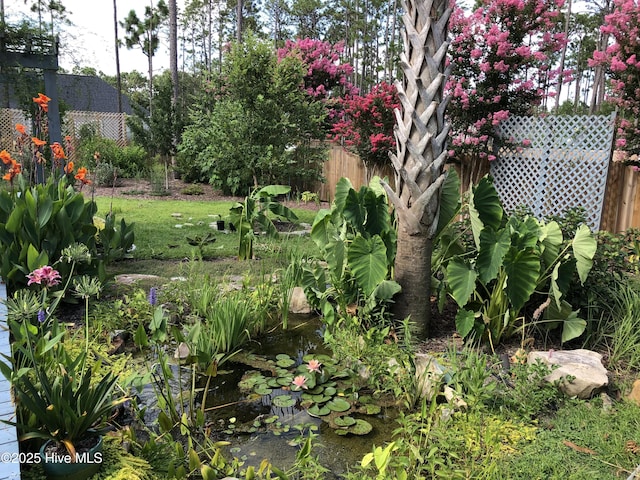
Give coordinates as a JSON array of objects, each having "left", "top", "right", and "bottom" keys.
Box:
[
  {"left": 307, "top": 359, "right": 322, "bottom": 373},
  {"left": 522, "top": 138, "right": 532, "bottom": 147},
  {"left": 292, "top": 375, "right": 308, "bottom": 390},
  {"left": 27, "top": 266, "right": 61, "bottom": 288}
]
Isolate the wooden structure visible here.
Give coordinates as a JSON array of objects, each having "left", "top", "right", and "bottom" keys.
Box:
[
  {"left": 0, "top": 281, "right": 20, "bottom": 480},
  {"left": 322, "top": 141, "right": 640, "bottom": 233},
  {"left": 492, "top": 114, "right": 617, "bottom": 231}
]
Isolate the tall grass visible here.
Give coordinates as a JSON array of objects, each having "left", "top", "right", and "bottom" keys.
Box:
[{"left": 604, "top": 280, "right": 640, "bottom": 371}]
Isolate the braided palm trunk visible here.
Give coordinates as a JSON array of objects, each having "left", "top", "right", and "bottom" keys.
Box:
[{"left": 382, "top": 0, "right": 452, "bottom": 337}]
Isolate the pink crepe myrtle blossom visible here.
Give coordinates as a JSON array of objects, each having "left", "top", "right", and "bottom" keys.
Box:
[
  {"left": 27, "top": 266, "right": 61, "bottom": 288},
  {"left": 292, "top": 375, "right": 308, "bottom": 390}
]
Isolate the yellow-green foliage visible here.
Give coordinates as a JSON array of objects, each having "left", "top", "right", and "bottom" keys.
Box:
[{"left": 93, "top": 438, "right": 159, "bottom": 480}]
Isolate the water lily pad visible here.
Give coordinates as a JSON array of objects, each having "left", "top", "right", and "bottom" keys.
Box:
[
  {"left": 276, "top": 354, "right": 295, "bottom": 368},
  {"left": 277, "top": 376, "right": 294, "bottom": 386},
  {"left": 323, "top": 387, "right": 337, "bottom": 396},
  {"left": 255, "top": 384, "right": 273, "bottom": 395},
  {"left": 272, "top": 395, "right": 296, "bottom": 408},
  {"left": 307, "top": 404, "right": 331, "bottom": 417},
  {"left": 306, "top": 385, "right": 324, "bottom": 395},
  {"left": 311, "top": 394, "right": 331, "bottom": 403},
  {"left": 334, "top": 419, "right": 372, "bottom": 436},
  {"left": 333, "top": 416, "right": 356, "bottom": 427},
  {"left": 267, "top": 378, "right": 281, "bottom": 388},
  {"left": 238, "top": 372, "right": 265, "bottom": 391},
  {"left": 326, "top": 398, "right": 350, "bottom": 412},
  {"left": 363, "top": 404, "right": 381, "bottom": 415}
]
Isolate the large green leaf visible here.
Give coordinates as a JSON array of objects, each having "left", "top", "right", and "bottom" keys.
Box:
[
  {"left": 539, "top": 221, "right": 563, "bottom": 267},
  {"left": 455, "top": 309, "right": 476, "bottom": 338},
  {"left": 435, "top": 168, "right": 461, "bottom": 237},
  {"left": 469, "top": 177, "right": 503, "bottom": 248},
  {"left": 334, "top": 177, "right": 354, "bottom": 212},
  {"left": 310, "top": 209, "right": 333, "bottom": 249},
  {"left": 257, "top": 185, "right": 291, "bottom": 197},
  {"left": 446, "top": 258, "right": 477, "bottom": 308},
  {"left": 561, "top": 311, "right": 587, "bottom": 344},
  {"left": 347, "top": 234, "right": 387, "bottom": 297},
  {"left": 372, "top": 280, "right": 401, "bottom": 301},
  {"left": 477, "top": 227, "right": 510, "bottom": 284},
  {"left": 362, "top": 189, "right": 392, "bottom": 238},
  {"left": 504, "top": 248, "right": 540, "bottom": 312},
  {"left": 343, "top": 189, "right": 366, "bottom": 233},
  {"left": 572, "top": 224, "right": 596, "bottom": 284}
]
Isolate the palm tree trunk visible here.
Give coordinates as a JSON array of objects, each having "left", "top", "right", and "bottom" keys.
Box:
[{"left": 382, "top": 0, "right": 452, "bottom": 337}]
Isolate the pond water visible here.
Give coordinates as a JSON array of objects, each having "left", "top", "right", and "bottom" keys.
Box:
[
  {"left": 134, "top": 314, "right": 398, "bottom": 476},
  {"left": 202, "top": 314, "right": 398, "bottom": 477}
]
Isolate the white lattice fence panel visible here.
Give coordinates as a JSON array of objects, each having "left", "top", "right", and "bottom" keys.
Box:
[
  {"left": 492, "top": 114, "right": 616, "bottom": 230},
  {"left": 0, "top": 109, "right": 31, "bottom": 152},
  {"left": 64, "top": 111, "right": 127, "bottom": 146}
]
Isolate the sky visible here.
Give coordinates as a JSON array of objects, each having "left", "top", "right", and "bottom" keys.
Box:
[{"left": 5, "top": 0, "right": 186, "bottom": 76}]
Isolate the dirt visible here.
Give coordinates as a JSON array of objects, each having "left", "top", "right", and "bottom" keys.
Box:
[{"left": 89, "top": 178, "right": 328, "bottom": 211}]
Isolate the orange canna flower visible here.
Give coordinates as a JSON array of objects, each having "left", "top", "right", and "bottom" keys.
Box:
[
  {"left": 50, "top": 142, "right": 66, "bottom": 160},
  {"left": 33, "top": 93, "right": 51, "bottom": 106},
  {"left": 32, "top": 137, "right": 46, "bottom": 147},
  {"left": 74, "top": 167, "right": 92, "bottom": 185},
  {"left": 64, "top": 161, "right": 74, "bottom": 174},
  {"left": 15, "top": 124, "right": 26, "bottom": 135},
  {"left": 64, "top": 135, "right": 72, "bottom": 143},
  {"left": 3, "top": 159, "right": 22, "bottom": 182},
  {"left": 0, "top": 150, "right": 13, "bottom": 165}
]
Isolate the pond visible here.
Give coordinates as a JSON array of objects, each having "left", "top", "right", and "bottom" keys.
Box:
[{"left": 195, "top": 314, "right": 397, "bottom": 476}]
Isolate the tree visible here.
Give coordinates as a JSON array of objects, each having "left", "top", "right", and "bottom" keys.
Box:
[
  {"left": 178, "top": 34, "right": 327, "bottom": 194},
  {"left": 447, "top": 0, "right": 567, "bottom": 189},
  {"left": 121, "top": 0, "right": 169, "bottom": 107},
  {"left": 590, "top": 0, "right": 640, "bottom": 159},
  {"left": 330, "top": 81, "right": 399, "bottom": 181},
  {"left": 380, "top": 0, "right": 452, "bottom": 336}
]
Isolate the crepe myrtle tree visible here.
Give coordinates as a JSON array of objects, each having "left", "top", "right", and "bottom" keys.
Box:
[
  {"left": 447, "top": 0, "right": 567, "bottom": 188},
  {"left": 589, "top": 0, "right": 640, "bottom": 161},
  {"left": 330, "top": 82, "right": 400, "bottom": 182}
]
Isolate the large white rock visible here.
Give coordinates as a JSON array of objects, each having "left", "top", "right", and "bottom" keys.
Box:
[
  {"left": 289, "top": 286, "right": 312, "bottom": 314},
  {"left": 527, "top": 349, "right": 609, "bottom": 399},
  {"left": 415, "top": 353, "right": 446, "bottom": 400}
]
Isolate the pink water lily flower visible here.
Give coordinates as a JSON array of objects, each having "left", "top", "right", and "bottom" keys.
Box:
[
  {"left": 292, "top": 375, "right": 308, "bottom": 390},
  {"left": 27, "top": 266, "right": 61, "bottom": 288},
  {"left": 307, "top": 359, "right": 322, "bottom": 373}
]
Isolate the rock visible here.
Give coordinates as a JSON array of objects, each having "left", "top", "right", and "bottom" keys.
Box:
[
  {"left": 415, "top": 353, "right": 445, "bottom": 400},
  {"left": 527, "top": 349, "right": 609, "bottom": 399},
  {"left": 174, "top": 342, "right": 190, "bottom": 361},
  {"left": 628, "top": 379, "right": 640, "bottom": 406},
  {"left": 289, "top": 287, "right": 312, "bottom": 314},
  {"left": 115, "top": 274, "right": 162, "bottom": 285}
]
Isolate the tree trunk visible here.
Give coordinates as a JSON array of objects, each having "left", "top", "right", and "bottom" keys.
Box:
[{"left": 382, "top": 0, "right": 451, "bottom": 338}]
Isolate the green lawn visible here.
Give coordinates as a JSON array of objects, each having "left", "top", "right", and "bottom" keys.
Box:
[{"left": 94, "top": 197, "right": 319, "bottom": 278}]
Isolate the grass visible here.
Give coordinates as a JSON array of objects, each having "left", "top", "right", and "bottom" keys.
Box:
[
  {"left": 94, "top": 197, "right": 318, "bottom": 278},
  {"left": 497, "top": 397, "right": 640, "bottom": 479},
  {"left": 91, "top": 195, "right": 640, "bottom": 479}
]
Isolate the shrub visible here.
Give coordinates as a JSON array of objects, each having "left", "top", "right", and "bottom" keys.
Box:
[
  {"left": 77, "top": 136, "right": 149, "bottom": 179},
  {"left": 93, "top": 161, "right": 121, "bottom": 187}
]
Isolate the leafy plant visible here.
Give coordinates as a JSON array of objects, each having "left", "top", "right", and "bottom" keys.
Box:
[
  {"left": 229, "top": 184, "right": 298, "bottom": 260},
  {"left": 301, "top": 177, "right": 399, "bottom": 330},
  {"left": 10, "top": 351, "right": 124, "bottom": 458},
  {"left": 96, "top": 213, "right": 136, "bottom": 264},
  {"left": 0, "top": 174, "right": 104, "bottom": 292},
  {"left": 444, "top": 176, "right": 597, "bottom": 345}
]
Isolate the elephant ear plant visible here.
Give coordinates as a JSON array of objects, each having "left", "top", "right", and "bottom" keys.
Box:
[
  {"left": 444, "top": 176, "right": 597, "bottom": 346},
  {"left": 301, "top": 177, "right": 400, "bottom": 331},
  {"left": 229, "top": 184, "right": 298, "bottom": 260}
]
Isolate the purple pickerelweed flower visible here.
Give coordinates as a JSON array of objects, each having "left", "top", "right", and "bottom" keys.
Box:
[
  {"left": 148, "top": 287, "right": 157, "bottom": 306},
  {"left": 37, "top": 309, "right": 46, "bottom": 323}
]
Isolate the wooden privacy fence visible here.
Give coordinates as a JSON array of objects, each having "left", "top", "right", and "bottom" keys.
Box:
[{"left": 321, "top": 137, "right": 640, "bottom": 234}]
